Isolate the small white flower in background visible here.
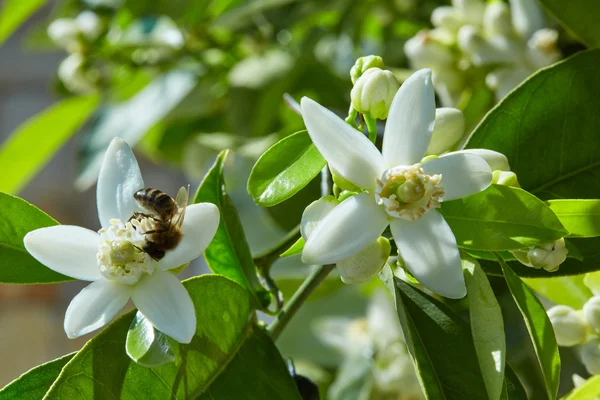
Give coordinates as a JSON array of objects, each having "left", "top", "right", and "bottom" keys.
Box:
[
  {"left": 300, "top": 69, "right": 492, "bottom": 298},
  {"left": 313, "top": 291, "right": 423, "bottom": 399},
  {"left": 48, "top": 11, "right": 105, "bottom": 52},
  {"left": 584, "top": 297, "right": 600, "bottom": 334},
  {"left": 58, "top": 54, "right": 99, "bottom": 94},
  {"left": 579, "top": 339, "right": 600, "bottom": 375},
  {"left": 24, "top": 138, "right": 219, "bottom": 343},
  {"left": 512, "top": 238, "right": 568, "bottom": 272},
  {"left": 301, "top": 196, "right": 391, "bottom": 284},
  {"left": 546, "top": 305, "right": 589, "bottom": 347}
]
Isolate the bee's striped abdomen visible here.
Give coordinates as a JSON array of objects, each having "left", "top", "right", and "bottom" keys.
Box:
[{"left": 134, "top": 188, "right": 177, "bottom": 220}]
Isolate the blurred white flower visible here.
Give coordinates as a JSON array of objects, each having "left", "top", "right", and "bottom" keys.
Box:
[
  {"left": 228, "top": 50, "right": 294, "bottom": 89},
  {"left": 48, "top": 11, "right": 104, "bottom": 52},
  {"left": 547, "top": 305, "right": 588, "bottom": 347},
  {"left": 579, "top": 340, "right": 600, "bottom": 375},
  {"left": 300, "top": 69, "right": 492, "bottom": 298},
  {"left": 57, "top": 54, "right": 99, "bottom": 94},
  {"left": 24, "top": 138, "right": 219, "bottom": 343}
]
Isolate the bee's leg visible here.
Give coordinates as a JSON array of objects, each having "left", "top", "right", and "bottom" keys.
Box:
[{"left": 142, "top": 227, "right": 169, "bottom": 235}]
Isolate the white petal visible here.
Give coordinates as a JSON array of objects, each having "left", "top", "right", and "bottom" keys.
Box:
[
  {"left": 300, "top": 97, "right": 384, "bottom": 191},
  {"left": 451, "top": 149, "right": 510, "bottom": 171},
  {"left": 300, "top": 196, "right": 339, "bottom": 240},
  {"left": 391, "top": 210, "right": 465, "bottom": 298},
  {"left": 64, "top": 279, "right": 131, "bottom": 338},
  {"left": 159, "top": 203, "right": 220, "bottom": 271},
  {"left": 132, "top": 270, "right": 196, "bottom": 344},
  {"left": 422, "top": 152, "right": 492, "bottom": 201},
  {"left": 24, "top": 226, "right": 101, "bottom": 281},
  {"left": 509, "top": 0, "right": 545, "bottom": 39},
  {"left": 302, "top": 193, "right": 389, "bottom": 265},
  {"left": 383, "top": 69, "right": 436, "bottom": 167},
  {"left": 97, "top": 137, "right": 145, "bottom": 228}
]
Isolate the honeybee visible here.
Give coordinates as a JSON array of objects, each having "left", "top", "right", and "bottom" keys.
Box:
[{"left": 131, "top": 186, "right": 189, "bottom": 261}]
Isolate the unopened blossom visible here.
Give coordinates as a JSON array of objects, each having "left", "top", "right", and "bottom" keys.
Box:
[
  {"left": 24, "top": 138, "right": 219, "bottom": 343},
  {"left": 547, "top": 305, "right": 588, "bottom": 347},
  {"left": 300, "top": 69, "right": 492, "bottom": 298},
  {"left": 351, "top": 68, "right": 400, "bottom": 120},
  {"left": 584, "top": 297, "right": 600, "bottom": 334},
  {"left": 512, "top": 238, "right": 568, "bottom": 272}
]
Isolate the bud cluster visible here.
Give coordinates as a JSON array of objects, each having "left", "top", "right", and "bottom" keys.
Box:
[{"left": 404, "top": 0, "right": 561, "bottom": 106}]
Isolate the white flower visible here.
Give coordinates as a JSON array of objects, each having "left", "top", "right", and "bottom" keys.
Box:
[
  {"left": 580, "top": 340, "right": 600, "bottom": 375},
  {"left": 300, "top": 69, "right": 492, "bottom": 298},
  {"left": 57, "top": 54, "right": 98, "bottom": 94},
  {"left": 547, "top": 305, "right": 588, "bottom": 347},
  {"left": 24, "top": 138, "right": 219, "bottom": 343},
  {"left": 426, "top": 107, "right": 465, "bottom": 155}
]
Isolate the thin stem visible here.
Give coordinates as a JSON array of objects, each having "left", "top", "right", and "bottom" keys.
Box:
[
  {"left": 253, "top": 225, "right": 301, "bottom": 269},
  {"left": 365, "top": 115, "right": 378, "bottom": 144},
  {"left": 267, "top": 264, "right": 336, "bottom": 340}
]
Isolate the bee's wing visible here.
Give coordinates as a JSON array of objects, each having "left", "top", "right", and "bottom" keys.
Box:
[{"left": 172, "top": 185, "right": 189, "bottom": 229}]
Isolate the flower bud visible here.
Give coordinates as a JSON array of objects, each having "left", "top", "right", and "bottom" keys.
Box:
[
  {"left": 483, "top": 1, "right": 513, "bottom": 36},
  {"left": 452, "top": 0, "right": 486, "bottom": 25},
  {"left": 300, "top": 196, "right": 339, "bottom": 240},
  {"left": 337, "top": 237, "right": 391, "bottom": 284},
  {"left": 75, "top": 11, "right": 104, "bottom": 41},
  {"left": 58, "top": 54, "right": 99, "bottom": 94},
  {"left": 454, "top": 149, "right": 510, "bottom": 171},
  {"left": 512, "top": 238, "right": 568, "bottom": 272},
  {"left": 508, "top": 0, "right": 545, "bottom": 39},
  {"left": 580, "top": 340, "right": 600, "bottom": 375},
  {"left": 351, "top": 68, "right": 399, "bottom": 120},
  {"left": 350, "top": 55, "right": 385, "bottom": 84},
  {"left": 47, "top": 18, "right": 79, "bottom": 50},
  {"left": 492, "top": 170, "right": 520, "bottom": 187},
  {"left": 527, "top": 28, "right": 561, "bottom": 69},
  {"left": 404, "top": 31, "right": 455, "bottom": 69},
  {"left": 426, "top": 108, "right": 465, "bottom": 155},
  {"left": 431, "top": 6, "right": 462, "bottom": 32},
  {"left": 584, "top": 296, "right": 600, "bottom": 333},
  {"left": 547, "top": 305, "right": 588, "bottom": 347}
]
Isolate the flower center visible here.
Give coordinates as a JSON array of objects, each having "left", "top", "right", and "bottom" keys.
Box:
[
  {"left": 97, "top": 218, "right": 155, "bottom": 285},
  {"left": 375, "top": 164, "right": 444, "bottom": 220}
]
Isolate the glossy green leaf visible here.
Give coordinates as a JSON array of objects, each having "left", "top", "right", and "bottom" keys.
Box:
[
  {"left": 378, "top": 266, "right": 489, "bottom": 399},
  {"left": 0, "top": 353, "right": 74, "bottom": 399},
  {"left": 466, "top": 50, "right": 600, "bottom": 200},
  {"left": 0, "top": 0, "right": 46, "bottom": 44},
  {"left": 281, "top": 237, "right": 305, "bottom": 257},
  {"left": 523, "top": 275, "right": 592, "bottom": 309},
  {"left": 0, "top": 95, "right": 99, "bottom": 194},
  {"left": 126, "top": 312, "right": 180, "bottom": 368},
  {"left": 501, "top": 366, "right": 528, "bottom": 400},
  {"left": 440, "top": 185, "right": 568, "bottom": 250},
  {"left": 76, "top": 71, "right": 196, "bottom": 190},
  {"left": 564, "top": 375, "right": 600, "bottom": 400},
  {"left": 248, "top": 130, "right": 326, "bottom": 207},
  {"left": 44, "top": 276, "right": 301, "bottom": 399},
  {"left": 0, "top": 192, "right": 71, "bottom": 284},
  {"left": 194, "top": 150, "right": 269, "bottom": 309},
  {"left": 498, "top": 257, "right": 560, "bottom": 400},
  {"left": 539, "top": 0, "right": 600, "bottom": 48},
  {"left": 547, "top": 200, "right": 600, "bottom": 237},
  {"left": 463, "top": 256, "right": 505, "bottom": 400}
]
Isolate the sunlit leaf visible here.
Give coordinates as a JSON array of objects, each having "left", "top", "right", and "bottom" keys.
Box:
[
  {"left": 498, "top": 257, "right": 560, "bottom": 400},
  {"left": 564, "top": 375, "right": 600, "bottom": 400},
  {"left": 194, "top": 150, "right": 270, "bottom": 309},
  {"left": 0, "top": 95, "right": 99, "bottom": 194},
  {"left": 524, "top": 275, "right": 592, "bottom": 309},
  {"left": 126, "top": 312, "right": 180, "bottom": 368},
  {"left": 547, "top": 200, "right": 600, "bottom": 238},
  {"left": 440, "top": 185, "right": 567, "bottom": 250},
  {"left": 0, "top": 0, "right": 47, "bottom": 44},
  {"left": 248, "top": 130, "right": 326, "bottom": 207},
  {"left": 0, "top": 192, "right": 71, "bottom": 284}
]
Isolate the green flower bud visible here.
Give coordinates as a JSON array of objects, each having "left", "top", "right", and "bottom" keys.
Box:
[
  {"left": 426, "top": 107, "right": 465, "bottom": 155},
  {"left": 512, "top": 238, "right": 568, "bottom": 272},
  {"left": 584, "top": 296, "right": 600, "bottom": 334},
  {"left": 547, "top": 305, "right": 588, "bottom": 347},
  {"left": 337, "top": 237, "right": 391, "bottom": 284},
  {"left": 580, "top": 340, "right": 600, "bottom": 375},
  {"left": 350, "top": 55, "right": 385, "bottom": 84},
  {"left": 492, "top": 170, "right": 520, "bottom": 187},
  {"left": 351, "top": 68, "right": 400, "bottom": 120}
]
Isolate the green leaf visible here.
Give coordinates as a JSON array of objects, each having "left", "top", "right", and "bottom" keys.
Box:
[
  {"left": 539, "top": 0, "right": 600, "bottom": 48},
  {"left": 0, "top": 0, "right": 47, "bottom": 44},
  {"left": 378, "top": 266, "right": 489, "bottom": 399},
  {"left": 564, "top": 375, "right": 600, "bottom": 400},
  {"left": 0, "top": 353, "right": 74, "bottom": 399},
  {"left": 44, "top": 276, "right": 301, "bottom": 399},
  {"left": 466, "top": 50, "right": 600, "bottom": 200},
  {"left": 0, "top": 95, "right": 99, "bottom": 194},
  {"left": 501, "top": 366, "right": 528, "bottom": 400},
  {"left": 547, "top": 200, "right": 600, "bottom": 238},
  {"left": 0, "top": 192, "right": 72, "bottom": 284},
  {"left": 498, "top": 257, "right": 560, "bottom": 400},
  {"left": 76, "top": 71, "right": 196, "bottom": 190},
  {"left": 248, "top": 130, "right": 326, "bottom": 207},
  {"left": 281, "top": 237, "right": 304, "bottom": 257},
  {"left": 523, "top": 275, "right": 592, "bottom": 309},
  {"left": 126, "top": 312, "right": 180, "bottom": 368},
  {"left": 463, "top": 256, "right": 505, "bottom": 400},
  {"left": 194, "top": 150, "right": 269, "bottom": 309},
  {"left": 439, "top": 185, "right": 568, "bottom": 250}
]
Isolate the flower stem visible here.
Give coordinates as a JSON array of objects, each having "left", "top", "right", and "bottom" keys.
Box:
[
  {"left": 266, "top": 264, "right": 336, "bottom": 340},
  {"left": 365, "top": 114, "right": 378, "bottom": 143}
]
